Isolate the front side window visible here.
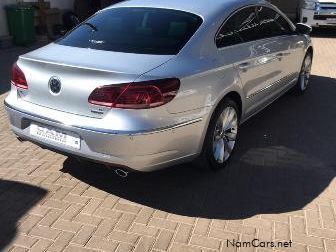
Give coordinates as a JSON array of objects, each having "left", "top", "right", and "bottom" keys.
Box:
[
  {"left": 57, "top": 8, "right": 203, "bottom": 55},
  {"left": 216, "top": 6, "right": 294, "bottom": 48},
  {"left": 256, "top": 6, "right": 294, "bottom": 38}
]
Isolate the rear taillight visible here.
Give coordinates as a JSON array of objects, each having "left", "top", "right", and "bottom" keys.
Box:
[
  {"left": 88, "top": 78, "right": 180, "bottom": 109},
  {"left": 11, "top": 63, "right": 28, "bottom": 90}
]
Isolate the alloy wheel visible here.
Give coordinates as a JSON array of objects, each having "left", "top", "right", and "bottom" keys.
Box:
[
  {"left": 212, "top": 106, "right": 238, "bottom": 164},
  {"left": 300, "top": 54, "right": 312, "bottom": 91}
]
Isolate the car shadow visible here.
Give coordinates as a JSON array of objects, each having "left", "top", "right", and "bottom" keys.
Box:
[
  {"left": 0, "top": 179, "right": 47, "bottom": 251},
  {"left": 62, "top": 75, "right": 336, "bottom": 220}
]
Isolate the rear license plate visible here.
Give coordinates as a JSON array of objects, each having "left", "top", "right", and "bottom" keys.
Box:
[{"left": 30, "top": 124, "right": 81, "bottom": 150}]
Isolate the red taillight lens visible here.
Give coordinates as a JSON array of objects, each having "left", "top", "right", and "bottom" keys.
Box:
[
  {"left": 11, "top": 63, "right": 28, "bottom": 90},
  {"left": 88, "top": 78, "right": 180, "bottom": 109}
]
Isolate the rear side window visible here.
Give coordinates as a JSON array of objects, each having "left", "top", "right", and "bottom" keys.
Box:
[
  {"left": 256, "top": 6, "right": 294, "bottom": 38},
  {"left": 216, "top": 7, "right": 261, "bottom": 48},
  {"left": 57, "top": 8, "right": 203, "bottom": 55}
]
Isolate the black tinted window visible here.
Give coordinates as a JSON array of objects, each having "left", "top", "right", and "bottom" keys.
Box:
[
  {"left": 257, "top": 7, "right": 293, "bottom": 38},
  {"left": 57, "top": 8, "right": 202, "bottom": 55},
  {"left": 216, "top": 7, "right": 262, "bottom": 47}
]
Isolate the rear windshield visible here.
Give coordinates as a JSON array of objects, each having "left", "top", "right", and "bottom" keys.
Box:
[{"left": 57, "top": 7, "right": 203, "bottom": 55}]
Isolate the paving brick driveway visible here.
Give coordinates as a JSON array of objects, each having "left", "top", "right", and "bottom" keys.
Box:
[{"left": 0, "top": 31, "right": 336, "bottom": 252}]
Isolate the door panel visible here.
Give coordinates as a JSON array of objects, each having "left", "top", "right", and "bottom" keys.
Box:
[
  {"left": 237, "top": 38, "right": 290, "bottom": 116},
  {"left": 215, "top": 5, "right": 306, "bottom": 117}
]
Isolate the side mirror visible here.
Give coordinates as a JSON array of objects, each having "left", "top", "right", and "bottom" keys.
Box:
[{"left": 296, "top": 23, "right": 312, "bottom": 35}]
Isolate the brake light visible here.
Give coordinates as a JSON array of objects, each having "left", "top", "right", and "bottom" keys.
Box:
[
  {"left": 11, "top": 63, "right": 28, "bottom": 90},
  {"left": 88, "top": 78, "right": 180, "bottom": 109}
]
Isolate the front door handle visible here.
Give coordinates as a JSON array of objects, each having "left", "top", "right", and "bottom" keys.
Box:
[
  {"left": 275, "top": 52, "right": 291, "bottom": 61},
  {"left": 276, "top": 52, "right": 291, "bottom": 57}
]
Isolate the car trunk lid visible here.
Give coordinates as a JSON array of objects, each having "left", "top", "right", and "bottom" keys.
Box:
[{"left": 18, "top": 43, "right": 173, "bottom": 118}]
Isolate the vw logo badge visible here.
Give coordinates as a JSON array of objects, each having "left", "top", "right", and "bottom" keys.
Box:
[{"left": 49, "top": 77, "right": 62, "bottom": 95}]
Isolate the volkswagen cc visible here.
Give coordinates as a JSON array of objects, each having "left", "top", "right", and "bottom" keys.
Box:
[{"left": 5, "top": 0, "right": 313, "bottom": 171}]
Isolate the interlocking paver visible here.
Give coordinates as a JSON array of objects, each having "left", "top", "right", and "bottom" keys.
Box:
[
  {"left": 170, "top": 243, "right": 202, "bottom": 252},
  {"left": 130, "top": 223, "right": 159, "bottom": 237},
  {"left": 134, "top": 207, "right": 155, "bottom": 225},
  {"left": 324, "top": 239, "right": 336, "bottom": 252},
  {"left": 174, "top": 223, "right": 193, "bottom": 244},
  {"left": 81, "top": 198, "right": 102, "bottom": 215},
  {"left": 153, "top": 229, "right": 174, "bottom": 250},
  {"left": 71, "top": 225, "right": 96, "bottom": 246},
  {"left": 29, "top": 239, "right": 53, "bottom": 252},
  {"left": 48, "top": 231, "right": 74, "bottom": 252},
  {"left": 63, "top": 245, "right": 98, "bottom": 252},
  {"left": 52, "top": 219, "right": 82, "bottom": 233},
  {"left": 1, "top": 31, "right": 336, "bottom": 252},
  {"left": 133, "top": 236, "right": 155, "bottom": 252},
  {"left": 308, "top": 247, "right": 325, "bottom": 252},
  {"left": 28, "top": 225, "right": 61, "bottom": 240},
  {"left": 18, "top": 215, "right": 43, "bottom": 234},
  {"left": 108, "top": 230, "right": 139, "bottom": 244},
  {"left": 209, "top": 229, "right": 239, "bottom": 241},
  {"left": 12, "top": 234, "right": 38, "bottom": 248},
  {"left": 194, "top": 219, "right": 211, "bottom": 236},
  {"left": 38, "top": 209, "right": 63, "bottom": 227},
  {"left": 275, "top": 222, "right": 290, "bottom": 241},
  {"left": 73, "top": 213, "right": 102, "bottom": 227},
  {"left": 86, "top": 236, "right": 118, "bottom": 251},
  {"left": 114, "top": 213, "right": 137, "bottom": 232},
  {"left": 94, "top": 218, "right": 118, "bottom": 237},
  {"left": 115, "top": 243, "right": 134, "bottom": 252},
  {"left": 190, "top": 234, "right": 221, "bottom": 250}
]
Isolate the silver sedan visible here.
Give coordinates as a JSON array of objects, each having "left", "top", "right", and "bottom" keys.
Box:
[{"left": 5, "top": 0, "right": 313, "bottom": 172}]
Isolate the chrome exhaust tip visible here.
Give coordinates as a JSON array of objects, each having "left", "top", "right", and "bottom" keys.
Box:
[{"left": 115, "top": 169, "right": 129, "bottom": 178}]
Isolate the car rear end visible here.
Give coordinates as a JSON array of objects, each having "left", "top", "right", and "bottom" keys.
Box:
[
  {"left": 301, "top": 0, "right": 336, "bottom": 27},
  {"left": 4, "top": 6, "right": 207, "bottom": 171}
]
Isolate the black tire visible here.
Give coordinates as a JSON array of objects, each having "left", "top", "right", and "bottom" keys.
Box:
[
  {"left": 295, "top": 52, "right": 313, "bottom": 95},
  {"left": 199, "top": 98, "right": 240, "bottom": 171}
]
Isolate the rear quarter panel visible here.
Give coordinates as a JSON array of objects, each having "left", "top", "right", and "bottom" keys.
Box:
[{"left": 136, "top": 55, "right": 244, "bottom": 115}]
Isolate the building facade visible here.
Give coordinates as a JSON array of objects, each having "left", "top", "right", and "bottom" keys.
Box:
[
  {"left": 0, "top": 0, "right": 75, "bottom": 37},
  {"left": 269, "top": 0, "right": 300, "bottom": 20},
  {"left": 0, "top": 0, "right": 301, "bottom": 38}
]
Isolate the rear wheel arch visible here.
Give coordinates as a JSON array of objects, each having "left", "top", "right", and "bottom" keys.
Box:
[
  {"left": 199, "top": 91, "right": 242, "bottom": 152},
  {"left": 224, "top": 91, "right": 242, "bottom": 120},
  {"left": 197, "top": 92, "right": 242, "bottom": 170},
  {"left": 205, "top": 91, "right": 243, "bottom": 135}
]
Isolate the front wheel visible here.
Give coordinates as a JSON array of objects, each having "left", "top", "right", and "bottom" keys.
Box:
[
  {"left": 201, "top": 99, "right": 240, "bottom": 171},
  {"left": 295, "top": 52, "right": 312, "bottom": 94}
]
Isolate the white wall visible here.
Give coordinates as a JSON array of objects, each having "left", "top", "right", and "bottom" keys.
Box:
[{"left": 0, "top": 0, "right": 75, "bottom": 36}]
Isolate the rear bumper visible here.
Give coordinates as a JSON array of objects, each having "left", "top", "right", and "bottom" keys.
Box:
[
  {"left": 301, "top": 9, "right": 336, "bottom": 27},
  {"left": 4, "top": 101, "right": 206, "bottom": 172}
]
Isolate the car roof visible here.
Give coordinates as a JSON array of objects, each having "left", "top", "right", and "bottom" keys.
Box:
[{"left": 107, "top": 0, "right": 268, "bottom": 18}]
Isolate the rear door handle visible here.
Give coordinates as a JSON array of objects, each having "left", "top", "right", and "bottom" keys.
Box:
[{"left": 238, "top": 62, "right": 250, "bottom": 70}]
